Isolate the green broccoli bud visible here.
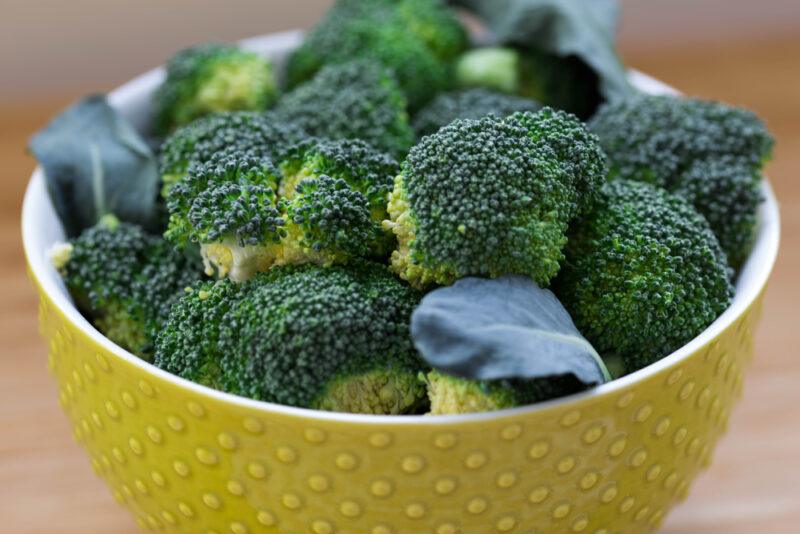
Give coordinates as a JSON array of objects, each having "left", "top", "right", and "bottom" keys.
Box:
[
  {"left": 154, "top": 279, "right": 243, "bottom": 389},
  {"left": 555, "top": 180, "right": 734, "bottom": 372},
  {"left": 455, "top": 46, "right": 601, "bottom": 119},
  {"left": 279, "top": 176, "right": 380, "bottom": 266},
  {"left": 156, "top": 261, "right": 427, "bottom": 414},
  {"left": 278, "top": 137, "right": 399, "bottom": 255},
  {"left": 672, "top": 156, "right": 764, "bottom": 269},
  {"left": 158, "top": 111, "right": 304, "bottom": 197},
  {"left": 165, "top": 137, "right": 401, "bottom": 281},
  {"left": 165, "top": 153, "right": 285, "bottom": 281},
  {"left": 424, "top": 370, "right": 586, "bottom": 415},
  {"left": 275, "top": 60, "right": 415, "bottom": 157},
  {"left": 384, "top": 109, "right": 605, "bottom": 289},
  {"left": 153, "top": 43, "right": 278, "bottom": 134},
  {"left": 57, "top": 216, "right": 204, "bottom": 359},
  {"left": 285, "top": 1, "right": 458, "bottom": 110},
  {"left": 509, "top": 107, "right": 608, "bottom": 212},
  {"left": 390, "top": 0, "right": 468, "bottom": 62},
  {"left": 413, "top": 88, "right": 542, "bottom": 138},
  {"left": 588, "top": 94, "right": 774, "bottom": 187},
  {"left": 278, "top": 138, "right": 399, "bottom": 209}
]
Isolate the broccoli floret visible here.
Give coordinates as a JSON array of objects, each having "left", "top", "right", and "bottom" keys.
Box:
[
  {"left": 555, "top": 180, "right": 734, "bottom": 372},
  {"left": 278, "top": 137, "right": 399, "bottom": 255},
  {"left": 156, "top": 262, "right": 427, "bottom": 414},
  {"left": 672, "top": 156, "right": 763, "bottom": 269},
  {"left": 286, "top": 7, "right": 451, "bottom": 111},
  {"left": 165, "top": 153, "right": 285, "bottom": 281},
  {"left": 153, "top": 44, "right": 278, "bottom": 134},
  {"left": 424, "top": 370, "right": 587, "bottom": 415},
  {"left": 279, "top": 176, "right": 382, "bottom": 265},
  {"left": 158, "top": 111, "right": 304, "bottom": 197},
  {"left": 154, "top": 279, "right": 243, "bottom": 389},
  {"left": 588, "top": 94, "right": 774, "bottom": 187},
  {"left": 278, "top": 138, "right": 399, "bottom": 209},
  {"left": 275, "top": 60, "right": 415, "bottom": 157},
  {"left": 55, "top": 215, "right": 204, "bottom": 359},
  {"left": 166, "top": 138, "right": 400, "bottom": 281},
  {"left": 413, "top": 88, "right": 542, "bottom": 138},
  {"left": 384, "top": 109, "right": 606, "bottom": 289},
  {"left": 389, "top": 0, "right": 468, "bottom": 62},
  {"left": 509, "top": 108, "right": 608, "bottom": 212},
  {"left": 455, "top": 46, "right": 601, "bottom": 119}
]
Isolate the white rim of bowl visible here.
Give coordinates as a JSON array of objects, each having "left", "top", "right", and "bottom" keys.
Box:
[{"left": 21, "top": 30, "right": 782, "bottom": 426}]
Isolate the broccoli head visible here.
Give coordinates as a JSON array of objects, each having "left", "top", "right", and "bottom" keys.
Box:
[
  {"left": 588, "top": 94, "right": 774, "bottom": 187},
  {"left": 413, "top": 88, "right": 542, "bottom": 138},
  {"left": 509, "top": 108, "right": 607, "bottom": 212},
  {"left": 55, "top": 215, "right": 204, "bottom": 359},
  {"left": 165, "top": 153, "right": 285, "bottom": 281},
  {"left": 455, "top": 46, "right": 601, "bottom": 119},
  {"left": 154, "top": 279, "right": 243, "bottom": 389},
  {"left": 156, "top": 262, "right": 427, "bottom": 414},
  {"left": 424, "top": 370, "right": 587, "bottom": 415},
  {"left": 389, "top": 0, "right": 468, "bottom": 62},
  {"left": 672, "top": 156, "right": 764, "bottom": 269},
  {"left": 279, "top": 175, "right": 383, "bottom": 266},
  {"left": 384, "top": 109, "right": 606, "bottom": 289},
  {"left": 275, "top": 60, "right": 415, "bottom": 157},
  {"left": 166, "top": 138, "right": 400, "bottom": 281},
  {"left": 285, "top": 6, "right": 451, "bottom": 111},
  {"left": 555, "top": 180, "right": 734, "bottom": 372},
  {"left": 158, "top": 111, "right": 304, "bottom": 197},
  {"left": 278, "top": 137, "right": 399, "bottom": 256},
  {"left": 153, "top": 43, "right": 278, "bottom": 134}
]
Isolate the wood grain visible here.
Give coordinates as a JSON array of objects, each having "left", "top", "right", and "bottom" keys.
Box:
[{"left": 0, "top": 36, "right": 797, "bottom": 533}]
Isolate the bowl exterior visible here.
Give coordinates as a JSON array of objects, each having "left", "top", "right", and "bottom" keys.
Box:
[{"left": 33, "top": 267, "right": 766, "bottom": 534}]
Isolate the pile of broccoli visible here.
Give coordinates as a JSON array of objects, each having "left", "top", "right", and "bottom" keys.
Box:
[{"left": 54, "top": 0, "right": 773, "bottom": 416}]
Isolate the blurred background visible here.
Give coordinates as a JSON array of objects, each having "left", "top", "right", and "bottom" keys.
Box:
[
  {"left": 1, "top": 0, "right": 799, "bottom": 100},
  {"left": 1, "top": 1, "right": 798, "bottom": 533}
]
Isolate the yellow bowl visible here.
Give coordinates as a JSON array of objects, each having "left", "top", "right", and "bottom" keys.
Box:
[{"left": 23, "top": 31, "right": 780, "bottom": 534}]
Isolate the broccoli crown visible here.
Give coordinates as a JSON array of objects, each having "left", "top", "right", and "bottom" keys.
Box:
[
  {"left": 280, "top": 176, "right": 380, "bottom": 263},
  {"left": 425, "top": 370, "right": 587, "bottom": 415},
  {"left": 588, "top": 94, "right": 774, "bottom": 186},
  {"left": 672, "top": 156, "right": 763, "bottom": 269},
  {"left": 277, "top": 138, "right": 399, "bottom": 263},
  {"left": 555, "top": 180, "right": 734, "bottom": 371},
  {"left": 165, "top": 138, "right": 399, "bottom": 281},
  {"left": 455, "top": 47, "right": 600, "bottom": 120},
  {"left": 389, "top": 0, "right": 468, "bottom": 62},
  {"left": 279, "top": 137, "right": 399, "bottom": 211},
  {"left": 286, "top": 7, "right": 451, "bottom": 111},
  {"left": 509, "top": 108, "right": 608, "bottom": 212},
  {"left": 154, "top": 279, "right": 243, "bottom": 389},
  {"left": 413, "top": 88, "right": 542, "bottom": 138},
  {"left": 275, "top": 60, "right": 415, "bottom": 157},
  {"left": 165, "top": 153, "right": 283, "bottom": 247},
  {"left": 60, "top": 216, "right": 204, "bottom": 358},
  {"left": 385, "top": 110, "right": 605, "bottom": 289},
  {"left": 153, "top": 43, "right": 278, "bottom": 134},
  {"left": 158, "top": 111, "right": 304, "bottom": 196},
  {"left": 159, "top": 261, "right": 426, "bottom": 414}
]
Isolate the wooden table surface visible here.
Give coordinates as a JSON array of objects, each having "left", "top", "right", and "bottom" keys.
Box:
[{"left": 1, "top": 36, "right": 798, "bottom": 533}]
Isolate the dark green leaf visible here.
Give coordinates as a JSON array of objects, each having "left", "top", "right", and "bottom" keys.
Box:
[
  {"left": 411, "top": 275, "right": 610, "bottom": 385},
  {"left": 29, "top": 95, "right": 160, "bottom": 237},
  {"left": 451, "top": 0, "right": 634, "bottom": 103}
]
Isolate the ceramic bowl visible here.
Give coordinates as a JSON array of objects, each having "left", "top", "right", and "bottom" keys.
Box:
[{"left": 22, "top": 31, "right": 780, "bottom": 534}]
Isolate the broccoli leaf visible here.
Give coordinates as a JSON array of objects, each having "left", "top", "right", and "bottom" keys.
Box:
[
  {"left": 451, "top": 0, "right": 634, "bottom": 103},
  {"left": 29, "top": 95, "right": 160, "bottom": 237},
  {"left": 411, "top": 275, "right": 610, "bottom": 385}
]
